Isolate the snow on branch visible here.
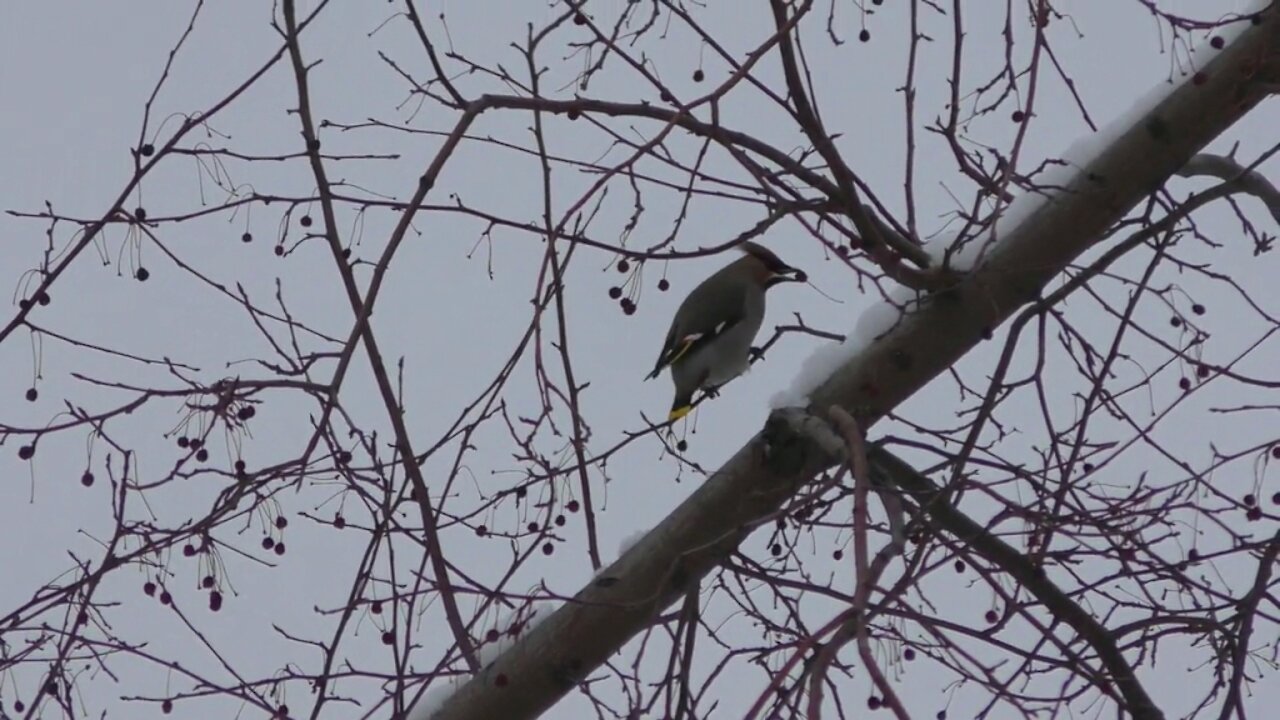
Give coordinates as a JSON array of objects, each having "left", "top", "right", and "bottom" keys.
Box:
[{"left": 1178, "top": 152, "right": 1280, "bottom": 223}]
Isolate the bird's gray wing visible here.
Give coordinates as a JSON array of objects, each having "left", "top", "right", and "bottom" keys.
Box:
[{"left": 646, "top": 272, "right": 747, "bottom": 378}]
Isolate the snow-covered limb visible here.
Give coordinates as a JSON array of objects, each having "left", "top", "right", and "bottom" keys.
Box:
[
  {"left": 1178, "top": 152, "right": 1280, "bottom": 223},
  {"left": 427, "top": 10, "right": 1280, "bottom": 720}
]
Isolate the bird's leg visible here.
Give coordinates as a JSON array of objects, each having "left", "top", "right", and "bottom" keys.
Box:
[{"left": 702, "top": 384, "right": 722, "bottom": 399}]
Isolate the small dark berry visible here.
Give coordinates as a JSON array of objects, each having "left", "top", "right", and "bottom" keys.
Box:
[
  {"left": 234, "top": 459, "right": 246, "bottom": 473},
  {"left": 542, "top": 542, "right": 554, "bottom": 555},
  {"left": 1170, "top": 316, "right": 1182, "bottom": 327},
  {"left": 660, "top": 90, "right": 674, "bottom": 103},
  {"left": 937, "top": 712, "right": 946, "bottom": 720},
  {"left": 1187, "top": 548, "right": 1200, "bottom": 561},
  {"left": 1271, "top": 492, "right": 1280, "bottom": 505},
  {"left": 371, "top": 601, "right": 383, "bottom": 615},
  {"left": 954, "top": 560, "right": 965, "bottom": 573},
  {"left": 1210, "top": 36, "right": 1225, "bottom": 49},
  {"left": 196, "top": 448, "right": 209, "bottom": 462},
  {"left": 202, "top": 575, "right": 215, "bottom": 589},
  {"left": 209, "top": 591, "right": 223, "bottom": 611},
  {"left": 1246, "top": 506, "right": 1263, "bottom": 521},
  {"left": 554, "top": 514, "right": 566, "bottom": 527},
  {"left": 19, "top": 298, "right": 31, "bottom": 310},
  {"left": 36, "top": 292, "right": 50, "bottom": 306},
  {"left": 275, "top": 515, "right": 288, "bottom": 530},
  {"left": 692, "top": 69, "right": 705, "bottom": 82},
  {"left": 621, "top": 300, "right": 636, "bottom": 316},
  {"left": 770, "top": 543, "right": 782, "bottom": 557},
  {"left": 608, "top": 286, "right": 622, "bottom": 299},
  {"left": 190, "top": 438, "right": 202, "bottom": 449},
  {"left": 241, "top": 232, "right": 253, "bottom": 243},
  {"left": 657, "top": 278, "right": 670, "bottom": 291},
  {"left": 903, "top": 647, "right": 916, "bottom": 661},
  {"left": 1196, "top": 365, "right": 1210, "bottom": 378},
  {"left": 1271, "top": 445, "right": 1280, "bottom": 459},
  {"left": 859, "top": 28, "right": 871, "bottom": 42},
  {"left": 573, "top": 11, "right": 586, "bottom": 25},
  {"left": 381, "top": 631, "right": 394, "bottom": 645},
  {"left": 985, "top": 610, "right": 998, "bottom": 623},
  {"left": 178, "top": 436, "right": 190, "bottom": 448},
  {"left": 476, "top": 525, "right": 488, "bottom": 537},
  {"left": 262, "top": 537, "right": 275, "bottom": 550},
  {"left": 566, "top": 500, "right": 580, "bottom": 512},
  {"left": 274, "top": 542, "right": 286, "bottom": 555},
  {"left": 1178, "top": 377, "right": 1191, "bottom": 391},
  {"left": 81, "top": 471, "right": 94, "bottom": 487},
  {"left": 160, "top": 590, "right": 172, "bottom": 605},
  {"left": 486, "top": 628, "right": 499, "bottom": 642},
  {"left": 567, "top": 108, "right": 581, "bottom": 120},
  {"left": 136, "top": 267, "right": 150, "bottom": 281},
  {"left": 1192, "top": 303, "right": 1205, "bottom": 315},
  {"left": 833, "top": 550, "right": 843, "bottom": 560},
  {"left": 334, "top": 514, "right": 346, "bottom": 529},
  {"left": 183, "top": 544, "right": 196, "bottom": 557},
  {"left": 18, "top": 445, "right": 34, "bottom": 460},
  {"left": 527, "top": 522, "right": 539, "bottom": 533},
  {"left": 237, "top": 405, "right": 256, "bottom": 420},
  {"left": 867, "top": 696, "right": 881, "bottom": 709},
  {"left": 141, "top": 144, "right": 155, "bottom": 157},
  {"left": 274, "top": 245, "right": 284, "bottom": 257},
  {"left": 136, "top": 207, "right": 148, "bottom": 222},
  {"left": 617, "top": 259, "right": 630, "bottom": 273},
  {"left": 144, "top": 581, "right": 157, "bottom": 596},
  {"left": 307, "top": 138, "right": 321, "bottom": 152},
  {"left": 300, "top": 215, "right": 313, "bottom": 227},
  {"left": 25, "top": 388, "right": 37, "bottom": 402},
  {"left": 1011, "top": 110, "right": 1025, "bottom": 123},
  {"left": 676, "top": 440, "right": 688, "bottom": 452},
  {"left": 337, "top": 450, "right": 353, "bottom": 464},
  {"left": 162, "top": 699, "right": 173, "bottom": 714}
]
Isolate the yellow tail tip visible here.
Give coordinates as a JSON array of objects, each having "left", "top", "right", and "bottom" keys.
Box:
[{"left": 668, "top": 405, "right": 692, "bottom": 421}]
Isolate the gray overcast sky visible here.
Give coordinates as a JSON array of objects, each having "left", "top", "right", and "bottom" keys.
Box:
[{"left": 2, "top": 1, "right": 1277, "bottom": 719}]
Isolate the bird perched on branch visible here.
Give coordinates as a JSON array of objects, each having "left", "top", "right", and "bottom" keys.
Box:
[{"left": 647, "top": 242, "right": 804, "bottom": 421}]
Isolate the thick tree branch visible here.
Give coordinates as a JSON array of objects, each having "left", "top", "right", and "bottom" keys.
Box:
[{"left": 426, "top": 10, "right": 1280, "bottom": 720}]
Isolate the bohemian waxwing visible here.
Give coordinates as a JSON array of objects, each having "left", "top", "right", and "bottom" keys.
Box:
[{"left": 646, "top": 242, "right": 804, "bottom": 421}]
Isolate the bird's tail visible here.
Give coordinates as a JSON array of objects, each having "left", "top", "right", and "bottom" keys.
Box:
[{"left": 668, "top": 392, "right": 694, "bottom": 421}]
